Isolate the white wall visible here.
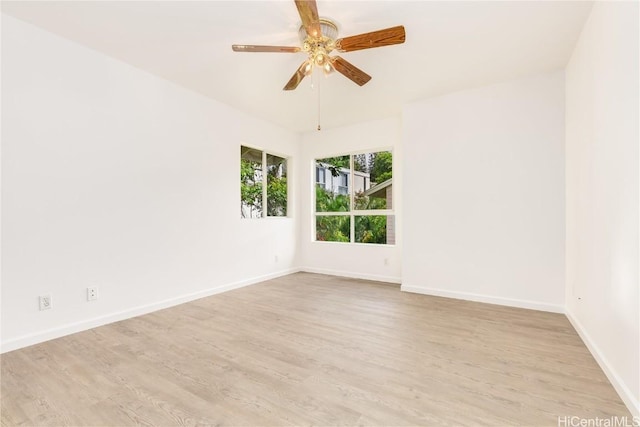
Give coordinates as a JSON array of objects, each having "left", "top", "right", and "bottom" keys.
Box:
[
  {"left": 565, "top": 2, "right": 639, "bottom": 416},
  {"left": 402, "top": 71, "right": 566, "bottom": 312},
  {"left": 1, "top": 15, "right": 299, "bottom": 352},
  {"left": 298, "top": 118, "right": 402, "bottom": 283}
]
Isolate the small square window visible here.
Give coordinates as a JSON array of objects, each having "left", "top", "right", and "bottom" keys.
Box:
[{"left": 314, "top": 151, "right": 393, "bottom": 244}]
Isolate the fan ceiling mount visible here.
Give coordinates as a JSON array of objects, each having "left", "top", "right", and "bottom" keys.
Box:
[{"left": 232, "top": 0, "right": 406, "bottom": 91}]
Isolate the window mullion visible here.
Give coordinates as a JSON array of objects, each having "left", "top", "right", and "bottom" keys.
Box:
[
  {"left": 262, "top": 151, "right": 267, "bottom": 218},
  {"left": 349, "top": 154, "right": 355, "bottom": 243},
  {"left": 316, "top": 211, "right": 351, "bottom": 216},
  {"left": 353, "top": 209, "right": 394, "bottom": 216}
]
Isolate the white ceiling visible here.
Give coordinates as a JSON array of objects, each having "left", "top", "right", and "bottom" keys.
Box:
[{"left": 2, "top": 1, "right": 593, "bottom": 133}]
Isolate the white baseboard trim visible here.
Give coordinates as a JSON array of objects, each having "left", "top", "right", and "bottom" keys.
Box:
[
  {"left": 565, "top": 309, "right": 640, "bottom": 417},
  {"left": 300, "top": 267, "right": 401, "bottom": 285},
  {"left": 400, "top": 284, "right": 564, "bottom": 313},
  {"left": 0, "top": 268, "right": 300, "bottom": 354}
]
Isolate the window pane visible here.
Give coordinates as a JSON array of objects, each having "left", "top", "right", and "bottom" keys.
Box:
[
  {"left": 241, "top": 146, "right": 263, "bottom": 218},
  {"left": 354, "top": 151, "right": 393, "bottom": 210},
  {"left": 267, "top": 154, "right": 287, "bottom": 217},
  {"left": 355, "top": 215, "right": 395, "bottom": 244},
  {"left": 315, "top": 155, "right": 350, "bottom": 212},
  {"left": 316, "top": 215, "right": 350, "bottom": 242}
]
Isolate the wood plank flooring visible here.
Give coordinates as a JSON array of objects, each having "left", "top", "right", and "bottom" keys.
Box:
[{"left": 1, "top": 272, "right": 631, "bottom": 426}]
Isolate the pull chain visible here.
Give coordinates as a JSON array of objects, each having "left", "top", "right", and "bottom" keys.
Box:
[{"left": 317, "top": 72, "right": 321, "bottom": 131}]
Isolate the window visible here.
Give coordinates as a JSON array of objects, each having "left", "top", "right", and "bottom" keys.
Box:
[
  {"left": 241, "top": 146, "right": 287, "bottom": 218},
  {"left": 315, "top": 151, "right": 394, "bottom": 244},
  {"left": 316, "top": 167, "right": 326, "bottom": 186},
  {"left": 338, "top": 172, "right": 349, "bottom": 195}
]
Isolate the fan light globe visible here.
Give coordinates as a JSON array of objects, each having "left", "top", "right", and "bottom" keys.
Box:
[
  {"left": 314, "top": 52, "right": 326, "bottom": 66},
  {"left": 304, "top": 62, "right": 313, "bottom": 75}
]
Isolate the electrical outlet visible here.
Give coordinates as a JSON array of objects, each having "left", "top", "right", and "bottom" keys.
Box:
[
  {"left": 274, "top": 255, "right": 279, "bottom": 263},
  {"left": 384, "top": 258, "right": 390, "bottom": 266},
  {"left": 39, "top": 294, "right": 52, "bottom": 311},
  {"left": 87, "top": 287, "right": 98, "bottom": 301}
]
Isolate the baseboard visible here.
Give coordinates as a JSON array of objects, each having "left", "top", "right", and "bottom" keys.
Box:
[
  {"left": 400, "top": 284, "right": 564, "bottom": 313},
  {"left": 565, "top": 309, "right": 640, "bottom": 417},
  {"left": 0, "top": 268, "right": 300, "bottom": 354},
  {"left": 300, "top": 267, "right": 401, "bottom": 285}
]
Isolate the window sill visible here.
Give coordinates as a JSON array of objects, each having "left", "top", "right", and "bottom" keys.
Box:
[{"left": 311, "top": 240, "right": 396, "bottom": 247}]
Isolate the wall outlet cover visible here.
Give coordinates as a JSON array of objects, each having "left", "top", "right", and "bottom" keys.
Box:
[{"left": 39, "top": 295, "right": 52, "bottom": 311}]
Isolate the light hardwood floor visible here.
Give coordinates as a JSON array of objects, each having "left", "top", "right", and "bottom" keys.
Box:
[{"left": 1, "top": 273, "right": 631, "bottom": 426}]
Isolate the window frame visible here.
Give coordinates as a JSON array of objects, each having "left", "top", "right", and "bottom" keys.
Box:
[
  {"left": 241, "top": 145, "right": 290, "bottom": 219},
  {"left": 313, "top": 148, "right": 395, "bottom": 245}
]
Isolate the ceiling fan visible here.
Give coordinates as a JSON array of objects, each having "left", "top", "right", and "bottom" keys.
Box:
[{"left": 231, "top": 0, "right": 406, "bottom": 91}]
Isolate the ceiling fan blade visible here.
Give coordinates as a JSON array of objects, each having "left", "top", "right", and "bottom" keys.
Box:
[
  {"left": 283, "top": 61, "right": 311, "bottom": 91},
  {"left": 335, "top": 25, "right": 406, "bottom": 52},
  {"left": 232, "top": 44, "right": 301, "bottom": 53},
  {"left": 295, "top": 0, "right": 321, "bottom": 38},
  {"left": 330, "top": 56, "right": 372, "bottom": 86}
]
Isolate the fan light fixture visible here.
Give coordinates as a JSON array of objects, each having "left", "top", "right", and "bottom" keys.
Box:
[{"left": 299, "top": 19, "right": 339, "bottom": 75}]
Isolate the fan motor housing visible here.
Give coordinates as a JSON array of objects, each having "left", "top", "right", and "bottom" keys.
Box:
[{"left": 299, "top": 18, "right": 338, "bottom": 52}]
